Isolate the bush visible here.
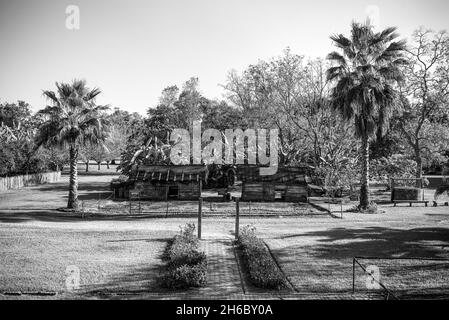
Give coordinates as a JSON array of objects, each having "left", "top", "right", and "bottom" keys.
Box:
[
  {"left": 347, "top": 201, "right": 379, "bottom": 214},
  {"left": 237, "top": 225, "right": 287, "bottom": 289},
  {"left": 161, "top": 223, "right": 207, "bottom": 289},
  {"left": 166, "top": 223, "right": 199, "bottom": 260},
  {"left": 163, "top": 261, "right": 207, "bottom": 289},
  {"left": 370, "top": 155, "right": 417, "bottom": 185}
]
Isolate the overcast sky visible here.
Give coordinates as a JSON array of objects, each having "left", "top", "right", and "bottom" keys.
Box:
[{"left": 1, "top": 0, "right": 449, "bottom": 115}]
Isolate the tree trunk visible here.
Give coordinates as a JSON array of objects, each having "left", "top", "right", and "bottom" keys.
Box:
[
  {"left": 68, "top": 146, "right": 79, "bottom": 209},
  {"left": 97, "top": 162, "right": 101, "bottom": 170},
  {"left": 414, "top": 146, "right": 422, "bottom": 179},
  {"left": 85, "top": 161, "right": 89, "bottom": 172},
  {"left": 359, "top": 134, "right": 370, "bottom": 210},
  {"left": 106, "top": 161, "right": 110, "bottom": 169}
]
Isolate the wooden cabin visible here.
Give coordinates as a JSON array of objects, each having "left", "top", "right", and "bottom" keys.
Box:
[
  {"left": 111, "top": 165, "right": 208, "bottom": 201},
  {"left": 237, "top": 166, "right": 311, "bottom": 202}
]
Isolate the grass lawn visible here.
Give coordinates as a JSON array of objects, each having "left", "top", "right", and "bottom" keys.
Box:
[
  {"left": 263, "top": 208, "right": 449, "bottom": 297},
  {"left": 0, "top": 225, "right": 170, "bottom": 296},
  {"left": 1, "top": 174, "right": 448, "bottom": 299}
]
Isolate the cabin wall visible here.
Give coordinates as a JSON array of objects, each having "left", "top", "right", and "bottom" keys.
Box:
[
  {"left": 126, "top": 181, "right": 201, "bottom": 201},
  {"left": 284, "top": 185, "right": 308, "bottom": 202},
  {"left": 241, "top": 183, "right": 275, "bottom": 202},
  {"left": 241, "top": 182, "right": 308, "bottom": 202},
  {"left": 178, "top": 182, "right": 201, "bottom": 200},
  {"left": 132, "top": 182, "right": 167, "bottom": 200}
]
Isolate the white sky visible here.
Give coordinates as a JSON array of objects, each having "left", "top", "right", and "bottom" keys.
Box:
[{"left": 1, "top": 0, "right": 449, "bottom": 115}]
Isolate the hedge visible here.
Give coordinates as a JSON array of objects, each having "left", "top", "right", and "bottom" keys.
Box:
[
  {"left": 161, "top": 223, "right": 207, "bottom": 289},
  {"left": 237, "top": 225, "right": 287, "bottom": 289}
]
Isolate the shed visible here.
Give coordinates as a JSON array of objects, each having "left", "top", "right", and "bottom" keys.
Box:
[
  {"left": 111, "top": 165, "right": 208, "bottom": 201},
  {"left": 237, "top": 165, "right": 311, "bottom": 202}
]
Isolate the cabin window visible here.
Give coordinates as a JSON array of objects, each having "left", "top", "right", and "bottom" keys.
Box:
[{"left": 168, "top": 186, "right": 179, "bottom": 199}]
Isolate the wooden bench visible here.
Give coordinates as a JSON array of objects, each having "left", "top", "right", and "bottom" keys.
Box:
[{"left": 393, "top": 200, "right": 429, "bottom": 207}]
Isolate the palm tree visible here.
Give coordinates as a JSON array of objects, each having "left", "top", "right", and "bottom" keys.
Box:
[
  {"left": 35, "top": 80, "right": 109, "bottom": 209},
  {"left": 326, "top": 22, "right": 407, "bottom": 210}
]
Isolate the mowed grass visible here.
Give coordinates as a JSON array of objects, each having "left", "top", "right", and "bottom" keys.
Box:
[
  {"left": 0, "top": 225, "right": 171, "bottom": 296},
  {"left": 263, "top": 209, "right": 449, "bottom": 297},
  {"left": 1, "top": 174, "right": 449, "bottom": 299}
]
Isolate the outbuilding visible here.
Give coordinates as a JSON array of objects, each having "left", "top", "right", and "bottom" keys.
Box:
[
  {"left": 237, "top": 165, "right": 311, "bottom": 202},
  {"left": 111, "top": 165, "right": 208, "bottom": 200}
]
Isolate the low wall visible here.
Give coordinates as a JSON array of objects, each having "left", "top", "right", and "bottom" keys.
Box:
[{"left": 0, "top": 171, "right": 61, "bottom": 192}]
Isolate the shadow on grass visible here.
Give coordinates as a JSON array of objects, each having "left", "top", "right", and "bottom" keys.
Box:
[
  {"left": 33, "top": 181, "right": 113, "bottom": 201},
  {"left": 79, "top": 265, "right": 166, "bottom": 298},
  {"left": 273, "top": 226, "right": 449, "bottom": 260},
  {"left": 0, "top": 210, "right": 196, "bottom": 223}
]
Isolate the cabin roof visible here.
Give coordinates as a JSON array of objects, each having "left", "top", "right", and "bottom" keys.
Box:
[
  {"left": 237, "top": 165, "right": 311, "bottom": 183},
  {"left": 130, "top": 165, "right": 208, "bottom": 182}
]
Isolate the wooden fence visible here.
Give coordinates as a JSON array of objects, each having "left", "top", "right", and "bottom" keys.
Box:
[{"left": 0, "top": 171, "right": 61, "bottom": 192}]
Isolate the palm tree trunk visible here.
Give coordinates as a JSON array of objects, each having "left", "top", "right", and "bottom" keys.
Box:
[
  {"left": 68, "top": 145, "right": 79, "bottom": 209},
  {"left": 359, "top": 134, "right": 370, "bottom": 210}
]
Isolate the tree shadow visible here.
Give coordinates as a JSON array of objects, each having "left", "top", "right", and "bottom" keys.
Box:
[
  {"left": 273, "top": 226, "right": 449, "bottom": 260},
  {"left": 0, "top": 210, "right": 87, "bottom": 223},
  {"left": 79, "top": 265, "right": 166, "bottom": 298}
]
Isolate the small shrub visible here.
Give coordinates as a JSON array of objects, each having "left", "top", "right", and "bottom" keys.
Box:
[
  {"left": 161, "top": 223, "right": 207, "bottom": 289},
  {"left": 360, "top": 202, "right": 378, "bottom": 214},
  {"left": 237, "top": 225, "right": 287, "bottom": 290},
  {"left": 435, "top": 184, "right": 449, "bottom": 200},
  {"left": 163, "top": 261, "right": 207, "bottom": 289},
  {"left": 347, "top": 202, "right": 379, "bottom": 214}
]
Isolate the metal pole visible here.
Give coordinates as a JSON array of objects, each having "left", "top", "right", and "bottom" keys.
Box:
[
  {"left": 139, "top": 194, "right": 141, "bottom": 214},
  {"left": 352, "top": 258, "right": 356, "bottom": 294},
  {"left": 235, "top": 197, "right": 240, "bottom": 239},
  {"left": 341, "top": 200, "right": 343, "bottom": 219},
  {"left": 166, "top": 200, "right": 169, "bottom": 218},
  {"left": 198, "top": 197, "right": 202, "bottom": 239}
]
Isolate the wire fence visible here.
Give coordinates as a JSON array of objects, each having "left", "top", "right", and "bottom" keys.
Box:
[
  {"left": 79, "top": 191, "right": 329, "bottom": 218},
  {"left": 352, "top": 256, "right": 449, "bottom": 299}
]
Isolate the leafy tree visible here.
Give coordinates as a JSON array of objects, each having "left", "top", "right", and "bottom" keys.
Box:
[
  {"left": 105, "top": 108, "right": 139, "bottom": 168},
  {"left": 0, "top": 100, "right": 32, "bottom": 129},
  {"left": 370, "top": 154, "right": 417, "bottom": 186},
  {"left": 326, "top": 22, "right": 407, "bottom": 210},
  {"left": 39, "top": 145, "right": 69, "bottom": 172},
  {"left": 224, "top": 49, "right": 359, "bottom": 173},
  {"left": 397, "top": 28, "right": 449, "bottom": 177},
  {"left": 35, "top": 80, "right": 109, "bottom": 209}
]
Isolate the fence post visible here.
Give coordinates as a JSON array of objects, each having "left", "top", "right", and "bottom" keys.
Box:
[
  {"left": 352, "top": 258, "right": 356, "bottom": 294},
  {"left": 198, "top": 197, "right": 203, "bottom": 239},
  {"left": 341, "top": 200, "right": 343, "bottom": 219},
  {"left": 235, "top": 197, "right": 240, "bottom": 239},
  {"left": 166, "top": 200, "right": 169, "bottom": 218}
]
